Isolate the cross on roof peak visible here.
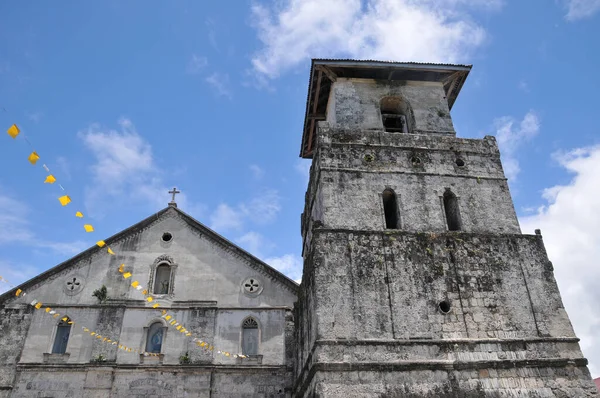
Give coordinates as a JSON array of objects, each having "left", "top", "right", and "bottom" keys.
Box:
[{"left": 168, "top": 187, "right": 180, "bottom": 207}]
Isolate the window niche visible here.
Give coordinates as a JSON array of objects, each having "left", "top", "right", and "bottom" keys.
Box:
[
  {"left": 140, "top": 320, "right": 167, "bottom": 364},
  {"left": 382, "top": 188, "right": 401, "bottom": 229},
  {"left": 241, "top": 317, "right": 259, "bottom": 356},
  {"left": 443, "top": 190, "right": 462, "bottom": 231},
  {"left": 148, "top": 254, "right": 177, "bottom": 296},
  {"left": 52, "top": 317, "right": 72, "bottom": 354},
  {"left": 380, "top": 96, "right": 412, "bottom": 133},
  {"left": 44, "top": 316, "right": 72, "bottom": 363}
]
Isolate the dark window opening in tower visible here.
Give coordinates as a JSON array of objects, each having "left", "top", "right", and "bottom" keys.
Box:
[
  {"left": 443, "top": 190, "right": 461, "bottom": 231},
  {"left": 382, "top": 189, "right": 400, "bottom": 229},
  {"left": 380, "top": 97, "right": 409, "bottom": 133}
]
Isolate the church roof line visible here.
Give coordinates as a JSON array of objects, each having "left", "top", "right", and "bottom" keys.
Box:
[{"left": 0, "top": 206, "right": 299, "bottom": 304}]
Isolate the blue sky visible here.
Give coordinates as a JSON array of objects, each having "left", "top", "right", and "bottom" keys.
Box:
[{"left": 1, "top": 0, "right": 600, "bottom": 376}]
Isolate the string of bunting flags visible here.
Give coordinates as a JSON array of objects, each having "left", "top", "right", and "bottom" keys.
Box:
[
  {"left": 4, "top": 123, "right": 248, "bottom": 360},
  {"left": 11, "top": 287, "right": 159, "bottom": 356}
]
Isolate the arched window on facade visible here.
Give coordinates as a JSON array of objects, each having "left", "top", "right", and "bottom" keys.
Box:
[
  {"left": 380, "top": 97, "right": 411, "bottom": 133},
  {"left": 382, "top": 189, "right": 400, "bottom": 229},
  {"left": 52, "top": 317, "right": 72, "bottom": 354},
  {"left": 145, "top": 322, "right": 164, "bottom": 353},
  {"left": 153, "top": 263, "right": 172, "bottom": 294},
  {"left": 242, "top": 317, "right": 259, "bottom": 356},
  {"left": 443, "top": 190, "right": 462, "bottom": 231}
]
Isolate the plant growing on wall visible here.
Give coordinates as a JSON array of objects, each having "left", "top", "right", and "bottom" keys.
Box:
[
  {"left": 91, "top": 354, "right": 107, "bottom": 363},
  {"left": 92, "top": 285, "right": 108, "bottom": 303},
  {"left": 179, "top": 351, "right": 191, "bottom": 364}
]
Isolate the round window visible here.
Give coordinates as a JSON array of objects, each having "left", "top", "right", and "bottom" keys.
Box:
[
  {"left": 242, "top": 277, "right": 263, "bottom": 295},
  {"left": 161, "top": 232, "right": 173, "bottom": 242}
]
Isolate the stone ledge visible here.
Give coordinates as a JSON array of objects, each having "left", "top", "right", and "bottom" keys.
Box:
[
  {"left": 15, "top": 363, "right": 291, "bottom": 372},
  {"left": 315, "top": 358, "right": 589, "bottom": 371},
  {"left": 319, "top": 166, "right": 508, "bottom": 181},
  {"left": 294, "top": 358, "right": 591, "bottom": 397},
  {"left": 316, "top": 337, "right": 580, "bottom": 346}
]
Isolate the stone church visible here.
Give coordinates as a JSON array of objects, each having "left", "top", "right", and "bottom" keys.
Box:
[{"left": 0, "top": 59, "right": 598, "bottom": 397}]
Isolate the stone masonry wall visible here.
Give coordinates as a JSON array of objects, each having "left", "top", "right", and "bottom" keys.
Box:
[
  {"left": 301, "top": 126, "right": 521, "bottom": 242},
  {"left": 0, "top": 304, "right": 33, "bottom": 397},
  {"left": 326, "top": 79, "right": 456, "bottom": 134},
  {"left": 292, "top": 229, "right": 598, "bottom": 397},
  {"left": 10, "top": 366, "right": 292, "bottom": 397}
]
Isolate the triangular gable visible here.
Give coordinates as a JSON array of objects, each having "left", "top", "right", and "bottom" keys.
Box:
[{"left": 0, "top": 205, "right": 299, "bottom": 304}]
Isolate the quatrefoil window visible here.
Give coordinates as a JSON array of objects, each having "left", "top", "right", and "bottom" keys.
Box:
[
  {"left": 63, "top": 275, "right": 85, "bottom": 296},
  {"left": 242, "top": 277, "right": 263, "bottom": 296},
  {"left": 67, "top": 278, "right": 80, "bottom": 291}
]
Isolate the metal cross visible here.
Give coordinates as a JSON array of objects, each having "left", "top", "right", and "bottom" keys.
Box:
[{"left": 168, "top": 187, "right": 181, "bottom": 202}]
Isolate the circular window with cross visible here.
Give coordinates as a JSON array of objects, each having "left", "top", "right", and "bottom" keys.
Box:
[
  {"left": 242, "top": 277, "right": 263, "bottom": 296},
  {"left": 64, "top": 275, "right": 85, "bottom": 296}
]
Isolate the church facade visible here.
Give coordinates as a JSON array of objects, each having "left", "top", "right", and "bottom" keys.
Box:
[{"left": 1, "top": 59, "right": 598, "bottom": 397}]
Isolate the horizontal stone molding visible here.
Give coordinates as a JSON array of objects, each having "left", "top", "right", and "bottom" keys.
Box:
[
  {"left": 294, "top": 358, "right": 590, "bottom": 397},
  {"left": 319, "top": 166, "right": 507, "bottom": 181},
  {"left": 315, "top": 337, "right": 581, "bottom": 346}
]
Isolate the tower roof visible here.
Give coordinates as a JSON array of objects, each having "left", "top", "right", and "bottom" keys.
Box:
[{"left": 300, "top": 59, "right": 472, "bottom": 158}]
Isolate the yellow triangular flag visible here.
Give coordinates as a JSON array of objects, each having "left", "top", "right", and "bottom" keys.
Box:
[
  {"left": 123, "top": 272, "right": 132, "bottom": 279},
  {"left": 152, "top": 303, "right": 160, "bottom": 308},
  {"left": 28, "top": 152, "right": 40, "bottom": 165},
  {"left": 118, "top": 264, "right": 125, "bottom": 273},
  {"left": 131, "top": 281, "right": 139, "bottom": 288},
  {"left": 146, "top": 296, "right": 153, "bottom": 302},
  {"left": 34, "top": 302, "right": 43, "bottom": 309},
  {"left": 75, "top": 211, "right": 83, "bottom": 218},
  {"left": 107, "top": 247, "right": 115, "bottom": 255},
  {"left": 7, "top": 124, "right": 20, "bottom": 138},
  {"left": 58, "top": 195, "right": 71, "bottom": 206},
  {"left": 44, "top": 175, "right": 56, "bottom": 184},
  {"left": 15, "top": 289, "right": 22, "bottom": 297},
  {"left": 83, "top": 224, "right": 94, "bottom": 232}
]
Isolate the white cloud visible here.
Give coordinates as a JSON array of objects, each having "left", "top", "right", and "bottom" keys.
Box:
[
  {"left": 26, "top": 111, "right": 43, "bottom": 123},
  {"left": 206, "top": 18, "right": 219, "bottom": 51},
  {"left": 520, "top": 144, "right": 600, "bottom": 378},
  {"left": 241, "top": 189, "right": 281, "bottom": 224},
  {"left": 55, "top": 156, "right": 71, "bottom": 180},
  {"left": 0, "top": 260, "right": 40, "bottom": 294},
  {"left": 563, "top": 0, "right": 600, "bottom": 20},
  {"left": 249, "top": 164, "right": 265, "bottom": 179},
  {"left": 186, "top": 54, "right": 208, "bottom": 74},
  {"left": 517, "top": 80, "right": 530, "bottom": 93},
  {"left": 264, "top": 253, "right": 303, "bottom": 283},
  {"left": 205, "top": 72, "right": 232, "bottom": 98},
  {"left": 79, "top": 118, "right": 201, "bottom": 217},
  {"left": 210, "top": 203, "right": 244, "bottom": 231},
  {"left": 249, "top": 0, "right": 499, "bottom": 82},
  {"left": 492, "top": 110, "right": 540, "bottom": 181},
  {"left": 235, "top": 231, "right": 275, "bottom": 259},
  {"left": 295, "top": 159, "right": 312, "bottom": 185},
  {"left": 210, "top": 190, "right": 281, "bottom": 232},
  {"left": 0, "top": 191, "right": 87, "bottom": 258}
]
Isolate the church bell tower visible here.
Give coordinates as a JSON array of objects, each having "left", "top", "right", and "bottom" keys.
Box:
[{"left": 293, "top": 59, "right": 598, "bottom": 397}]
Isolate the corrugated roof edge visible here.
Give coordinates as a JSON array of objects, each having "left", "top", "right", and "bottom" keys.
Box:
[{"left": 312, "top": 58, "right": 472, "bottom": 69}]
